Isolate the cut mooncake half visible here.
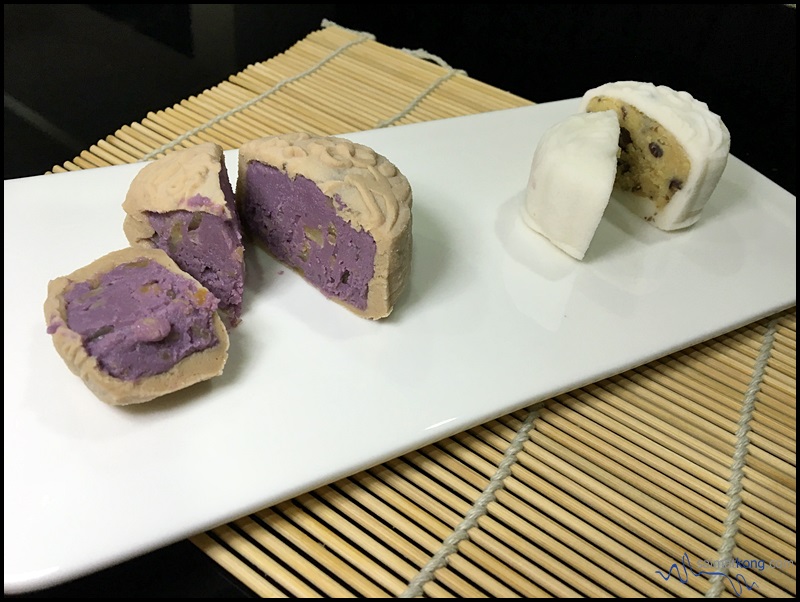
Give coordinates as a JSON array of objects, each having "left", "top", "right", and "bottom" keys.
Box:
[
  {"left": 237, "top": 132, "right": 413, "bottom": 320},
  {"left": 44, "top": 247, "right": 229, "bottom": 406},
  {"left": 122, "top": 142, "right": 245, "bottom": 327},
  {"left": 521, "top": 110, "right": 620, "bottom": 260},
  {"left": 580, "top": 80, "right": 731, "bottom": 231}
]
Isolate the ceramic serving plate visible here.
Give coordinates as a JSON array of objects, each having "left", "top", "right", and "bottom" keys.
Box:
[{"left": 4, "top": 99, "right": 796, "bottom": 593}]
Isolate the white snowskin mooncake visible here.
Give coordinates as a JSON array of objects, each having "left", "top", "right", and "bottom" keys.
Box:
[
  {"left": 580, "top": 80, "right": 731, "bottom": 231},
  {"left": 521, "top": 110, "right": 620, "bottom": 260}
]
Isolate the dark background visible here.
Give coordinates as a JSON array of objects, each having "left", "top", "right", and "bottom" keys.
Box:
[
  {"left": 5, "top": 4, "right": 797, "bottom": 195},
  {"left": 4, "top": 3, "right": 796, "bottom": 597}
]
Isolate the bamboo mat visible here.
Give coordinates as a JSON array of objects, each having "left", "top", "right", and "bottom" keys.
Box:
[{"left": 50, "top": 22, "right": 796, "bottom": 598}]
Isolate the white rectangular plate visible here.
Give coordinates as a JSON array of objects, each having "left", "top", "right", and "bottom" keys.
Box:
[{"left": 4, "top": 100, "right": 796, "bottom": 593}]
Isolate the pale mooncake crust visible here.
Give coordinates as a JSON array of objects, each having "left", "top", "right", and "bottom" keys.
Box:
[
  {"left": 237, "top": 132, "right": 413, "bottom": 320},
  {"left": 122, "top": 142, "right": 235, "bottom": 227},
  {"left": 522, "top": 110, "right": 620, "bottom": 260},
  {"left": 579, "top": 81, "right": 731, "bottom": 230},
  {"left": 44, "top": 247, "right": 229, "bottom": 406}
]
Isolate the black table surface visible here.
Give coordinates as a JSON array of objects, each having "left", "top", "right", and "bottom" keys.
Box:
[{"left": 4, "top": 4, "right": 795, "bottom": 598}]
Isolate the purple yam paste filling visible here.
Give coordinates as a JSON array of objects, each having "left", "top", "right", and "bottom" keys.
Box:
[
  {"left": 146, "top": 162, "right": 244, "bottom": 325},
  {"left": 241, "top": 161, "right": 376, "bottom": 310},
  {"left": 63, "top": 259, "right": 219, "bottom": 381}
]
